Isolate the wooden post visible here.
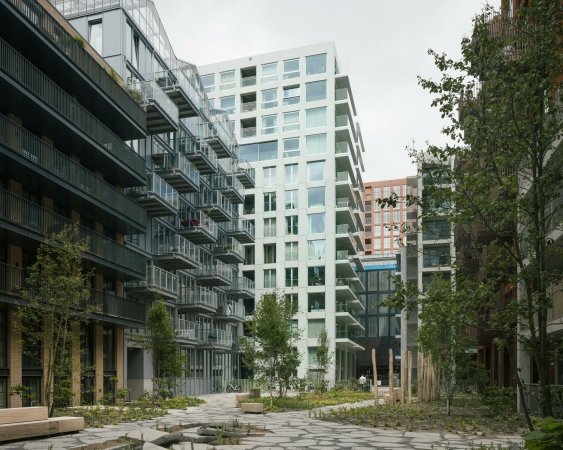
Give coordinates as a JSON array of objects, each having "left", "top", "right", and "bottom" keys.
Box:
[
  {"left": 418, "top": 353, "right": 423, "bottom": 402},
  {"left": 401, "top": 350, "right": 406, "bottom": 404},
  {"left": 388, "top": 349, "right": 394, "bottom": 405},
  {"left": 407, "top": 351, "right": 413, "bottom": 404},
  {"left": 372, "top": 349, "right": 378, "bottom": 405}
]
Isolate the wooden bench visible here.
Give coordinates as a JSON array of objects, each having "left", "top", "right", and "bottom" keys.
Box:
[{"left": 241, "top": 403, "right": 263, "bottom": 413}]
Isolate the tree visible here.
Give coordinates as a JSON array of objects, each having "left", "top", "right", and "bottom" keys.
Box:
[
  {"left": 313, "top": 329, "right": 335, "bottom": 391},
  {"left": 241, "top": 290, "right": 301, "bottom": 409},
  {"left": 402, "top": 1, "right": 563, "bottom": 418},
  {"left": 128, "top": 293, "right": 186, "bottom": 404},
  {"left": 17, "top": 225, "right": 95, "bottom": 417}
]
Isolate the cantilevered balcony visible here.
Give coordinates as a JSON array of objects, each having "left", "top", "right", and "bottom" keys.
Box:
[
  {"left": 335, "top": 329, "right": 363, "bottom": 349},
  {"left": 175, "top": 319, "right": 200, "bottom": 342},
  {"left": 199, "top": 328, "right": 233, "bottom": 349},
  {"left": 197, "top": 112, "right": 235, "bottom": 158},
  {"left": 156, "top": 68, "right": 201, "bottom": 118},
  {"left": 336, "top": 303, "right": 364, "bottom": 331},
  {"left": 0, "top": 188, "right": 145, "bottom": 277},
  {"left": 125, "top": 265, "right": 178, "bottom": 300},
  {"left": 215, "top": 300, "right": 245, "bottom": 323},
  {"left": 335, "top": 250, "right": 356, "bottom": 278},
  {"left": 127, "top": 80, "right": 179, "bottom": 134},
  {"left": 126, "top": 173, "right": 179, "bottom": 217},
  {"left": 226, "top": 277, "right": 256, "bottom": 299},
  {"left": 192, "top": 189, "right": 234, "bottom": 223},
  {"left": 178, "top": 136, "right": 218, "bottom": 175},
  {"left": 213, "top": 237, "right": 244, "bottom": 264},
  {"left": 335, "top": 277, "right": 359, "bottom": 303},
  {"left": 335, "top": 142, "right": 356, "bottom": 183},
  {"left": 177, "top": 285, "right": 218, "bottom": 314},
  {"left": 335, "top": 224, "right": 356, "bottom": 253},
  {"left": 153, "top": 150, "right": 200, "bottom": 193},
  {"left": 232, "top": 160, "right": 256, "bottom": 188},
  {"left": 178, "top": 210, "right": 218, "bottom": 244},
  {"left": 205, "top": 173, "right": 245, "bottom": 204},
  {"left": 223, "top": 218, "right": 255, "bottom": 244},
  {"left": 153, "top": 235, "right": 199, "bottom": 270},
  {"left": 195, "top": 260, "right": 232, "bottom": 287},
  {"left": 335, "top": 198, "right": 356, "bottom": 230},
  {"left": 335, "top": 171, "right": 355, "bottom": 203}
]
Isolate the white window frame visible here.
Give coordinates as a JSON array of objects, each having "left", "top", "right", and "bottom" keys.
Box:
[
  {"left": 283, "top": 138, "right": 300, "bottom": 158},
  {"left": 283, "top": 111, "right": 300, "bottom": 132},
  {"left": 261, "top": 62, "right": 278, "bottom": 84},
  {"left": 261, "top": 88, "right": 278, "bottom": 109},
  {"left": 261, "top": 115, "right": 278, "bottom": 135},
  {"left": 283, "top": 59, "right": 300, "bottom": 80},
  {"left": 220, "top": 70, "right": 235, "bottom": 91},
  {"left": 283, "top": 85, "right": 300, "bottom": 106}
]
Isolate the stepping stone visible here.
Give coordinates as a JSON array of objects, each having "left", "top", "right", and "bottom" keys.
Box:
[{"left": 126, "top": 427, "right": 169, "bottom": 442}]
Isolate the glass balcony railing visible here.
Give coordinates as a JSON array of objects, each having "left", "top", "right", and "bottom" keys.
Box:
[
  {"left": 178, "top": 285, "right": 218, "bottom": 309},
  {"left": 0, "top": 114, "right": 146, "bottom": 227},
  {"left": 335, "top": 141, "right": 350, "bottom": 155},
  {"left": 336, "top": 224, "right": 352, "bottom": 235},
  {"left": 215, "top": 237, "right": 244, "bottom": 259},
  {"left": 127, "top": 80, "right": 179, "bottom": 126},
  {"left": 155, "top": 68, "right": 203, "bottom": 111},
  {"left": 336, "top": 303, "right": 359, "bottom": 318},
  {"left": 153, "top": 235, "right": 199, "bottom": 262},
  {"left": 179, "top": 210, "right": 219, "bottom": 239},
  {"left": 195, "top": 260, "right": 233, "bottom": 281},
  {"left": 335, "top": 330, "right": 359, "bottom": 343},
  {"left": 199, "top": 328, "right": 233, "bottom": 347},
  {"left": 0, "top": 188, "right": 145, "bottom": 274},
  {"left": 194, "top": 190, "right": 235, "bottom": 219},
  {"left": 218, "top": 301, "right": 245, "bottom": 320},
  {"left": 241, "top": 77, "right": 256, "bottom": 87},
  {"left": 205, "top": 174, "right": 245, "bottom": 199},
  {"left": 175, "top": 319, "right": 200, "bottom": 340},
  {"left": 0, "top": 38, "right": 146, "bottom": 178},
  {"left": 153, "top": 152, "right": 200, "bottom": 189},
  {"left": 335, "top": 278, "right": 358, "bottom": 293},
  {"left": 423, "top": 254, "right": 451, "bottom": 268},
  {"left": 336, "top": 171, "right": 350, "bottom": 183},
  {"left": 336, "top": 197, "right": 352, "bottom": 208},
  {"left": 335, "top": 88, "right": 349, "bottom": 101},
  {"left": 178, "top": 137, "right": 218, "bottom": 170},
  {"left": 222, "top": 218, "right": 256, "bottom": 239},
  {"left": 242, "top": 127, "right": 257, "bottom": 138},
  {"left": 241, "top": 102, "right": 256, "bottom": 113},
  {"left": 336, "top": 250, "right": 350, "bottom": 261},
  {"left": 126, "top": 173, "right": 179, "bottom": 211},
  {"left": 125, "top": 265, "right": 178, "bottom": 295},
  {"left": 229, "top": 277, "right": 256, "bottom": 294},
  {"left": 335, "top": 115, "right": 350, "bottom": 128}
]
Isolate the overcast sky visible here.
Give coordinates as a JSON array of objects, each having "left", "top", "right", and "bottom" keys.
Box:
[{"left": 155, "top": 0, "right": 490, "bottom": 182}]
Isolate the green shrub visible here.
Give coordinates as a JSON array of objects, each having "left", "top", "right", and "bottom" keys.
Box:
[
  {"left": 480, "top": 386, "right": 516, "bottom": 417},
  {"left": 523, "top": 417, "right": 563, "bottom": 449}
]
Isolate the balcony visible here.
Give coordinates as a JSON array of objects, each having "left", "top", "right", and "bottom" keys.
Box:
[
  {"left": 193, "top": 190, "right": 234, "bottom": 223},
  {"left": 153, "top": 150, "right": 200, "bottom": 194},
  {"left": 232, "top": 160, "right": 256, "bottom": 188},
  {"left": 178, "top": 210, "right": 218, "bottom": 244},
  {"left": 195, "top": 260, "right": 232, "bottom": 287},
  {"left": 178, "top": 136, "right": 218, "bottom": 175},
  {"left": 199, "top": 328, "right": 233, "bottom": 349},
  {"left": 241, "top": 102, "right": 257, "bottom": 113},
  {"left": 0, "top": 38, "right": 146, "bottom": 185},
  {"left": 126, "top": 173, "right": 179, "bottom": 217},
  {"left": 127, "top": 80, "right": 179, "bottom": 134},
  {"left": 242, "top": 127, "right": 257, "bottom": 138},
  {"left": 335, "top": 198, "right": 356, "bottom": 230},
  {"left": 226, "top": 277, "right": 255, "bottom": 299},
  {"left": 205, "top": 174, "right": 245, "bottom": 204},
  {"left": 335, "top": 303, "right": 364, "bottom": 330},
  {"left": 335, "top": 140, "right": 357, "bottom": 170},
  {"left": 215, "top": 301, "right": 245, "bottom": 323},
  {"left": 125, "top": 265, "right": 178, "bottom": 300},
  {"left": 0, "top": 113, "right": 146, "bottom": 232},
  {"left": 335, "top": 250, "right": 356, "bottom": 278},
  {"left": 197, "top": 116, "right": 234, "bottom": 159},
  {"left": 213, "top": 237, "right": 245, "bottom": 264},
  {"left": 223, "top": 218, "right": 255, "bottom": 244},
  {"left": 335, "top": 224, "right": 356, "bottom": 253},
  {"left": 175, "top": 319, "right": 200, "bottom": 341},
  {"left": 0, "top": 188, "right": 145, "bottom": 276},
  {"left": 336, "top": 171, "right": 355, "bottom": 203},
  {"left": 241, "top": 76, "right": 256, "bottom": 87},
  {"left": 335, "top": 329, "right": 363, "bottom": 348},
  {"left": 334, "top": 114, "right": 357, "bottom": 153},
  {"left": 153, "top": 235, "right": 199, "bottom": 270},
  {"left": 178, "top": 285, "right": 218, "bottom": 314},
  {"left": 423, "top": 249, "right": 451, "bottom": 269},
  {"left": 156, "top": 68, "right": 201, "bottom": 119},
  {"left": 335, "top": 278, "right": 359, "bottom": 303}
]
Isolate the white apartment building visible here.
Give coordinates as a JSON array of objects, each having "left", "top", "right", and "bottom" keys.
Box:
[{"left": 200, "top": 43, "right": 366, "bottom": 383}]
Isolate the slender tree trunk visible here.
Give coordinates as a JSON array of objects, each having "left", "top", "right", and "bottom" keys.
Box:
[
  {"left": 269, "top": 360, "right": 273, "bottom": 410},
  {"left": 506, "top": 338, "right": 533, "bottom": 431}
]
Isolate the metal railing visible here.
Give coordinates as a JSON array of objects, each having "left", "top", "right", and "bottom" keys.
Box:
[
  {"left": 126, "top": 172, "right": 179, "bottom": 211},
  {"left": 155, "top": 68, "right": 203, "bottom": 112},
  {"left": 194, "top": 190, "right": 235, "bottom": 219},
  {"left": 179, "top": 210, "right": 218, "bottom": 239},
  {"left": 0, "top": 114, "right": 146, "bottom": 227},
  {"left": 125, "top": 265, "right": 178, "bottom": 295},
  {"left": 0, "top": 188, "right": 145, "bottom": 274},
  {"left": 178, "top": 285, "right": 218, "bottom": 309},
  {"left": 335, "top": 330, "right": 359, "bottom": 343},
  {"left": 240, "top": 102, "right": 256, "bottom": 113},
  {"left": 0, "top": 38, "right": 146, "bottom": 178},
  {"left": 242, "top": 127, "right": 256, "bottom": 138},
  {"left": 336, "top": 197, "right": 351, "bottom": 208},
  {"left": 335, "top": 88, "right": 349, "bottom": 101},
  {"left": 153, "top": 152, "right": 200, "bottom": 188},
  {"left": 205, "top": 174, "right": 245, "bottom": 198},
  {"left": 178, "top": 136, "right": 218, "bottom": 171},
  {"left": 215, "top": 237, "right": 244, "bottom": 259},
  {"left": 218, "top": 301, "right": 245, "bottom": 320},
  {"left": 153, "top": 235, "right": 199, "bottom": 263},
  {"left": 127, "top": 80, "right": 179, "bottom": 125},
  {"left": 241, "top": 77, "right": 256, "bottom": 87},
  {"left": 336, "top": 303, "right": 359, "bottom": 318},
  {"left": 222, "top": 218, "right": 256, "bottom": 239},
  {"left": 232, "top": 159, "right": 256, "bottom": 183},
  {"left": 6, "top": 0, "right": 145, "bottom": 128},
  {"left": 200, "top": 328, "right": 233, "bottom": 347},
  {"left": 195, "top": 260, "right": 233, "bottom": 282},
  {"left": 229, "top": 277, "right": 256, "bottom": 294},
  {"left": 175, "top": 319, "right": 199, "bottom": 340}
]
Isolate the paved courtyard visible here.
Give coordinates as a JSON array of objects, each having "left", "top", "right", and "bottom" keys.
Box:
[{"left": 0, "top": 393, "right": 522, "bottom": 450}]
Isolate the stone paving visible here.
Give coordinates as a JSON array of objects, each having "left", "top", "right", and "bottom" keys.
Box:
[{"left": 0, "top": 393, "right": 523, "bottom": 450}]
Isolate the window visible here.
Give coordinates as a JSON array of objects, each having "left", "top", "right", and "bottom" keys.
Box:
[
  {"left": 284, "top": 59, "right": 300, "bottom": 79},
  {"left": 374, "top": 187, "right": 381, "bottom": 198},
  {"left": 286, "top": 268, "right": 298, "bottom": 287},
  {"left": 374, "top": 238, "right": 381, "bottom": 248},
  {"left": 283, "top": 111, "right": 300, "bottom": 132},
  {"left": 384, "top": 238, "right": 390, "bottom": 249},
  {"left": 384, "top": 227, "right": 390, "bottom": 236},
  {"left": 375, "top": 213, "right": 381, "bottom": 224},
  {"left": 262, "top": 89, "right": 278, "bottom": 109},
  {"left": 262, "top": 62, "right": 278, "bottom": 84},
  {"left": 365, "top": 226, "right": 372, "bottom": 237},
  {"left": 285, "top": 164, "right": 298, "bottom": 184},
  {"left": 285, "top": 190, "right": 298, "bottom": 210},
  {"left": 308, "top": 213, "right": 325, "bottom": 234},
  {"left": 308, "top": 319, "right": 325, "bottom": 339},
  {"left": 365, "top": 202, "right": 372, "bottom": 212},
  {"left": 403, "top": 210, "right": 408, "bottom": 221},
  {"left": 393, "top": 185, "right": 400, "bottom": 196},
  {"left": 261, "top": 115, "right": 278, "bottom": 135},
  {"left": 308, "top": 268, "right": 325, "bottom": 287},
  {"left": 264, "top": 269, "right": 276, "bottom": 289},
  {"left": 306, "top": 80, "right": 327, "bottom": 102},
  {"left": 220, "top": 70, "right": 235, "bottom": 91},
  {"left": 201, "top": 74, "right": 215, "bottom": 93},
  {"left": 306, "top": 107, "right": 327, "bottom": 129},
  {"left": 384, "top": 212, "right": 391, "bottom": 223},
  {"left": 264, "top": 192, "right": 277, "bottom": 212},
  {"left": 375, "top": 225, "right": 381, "bottom": 236},
  {"left": 394, "top": 211, "right": 400, "bottom": 222},
  {"left": 306, "top": 54, "right": 327, "bottom": 76},
  {"left": 285, "top": 242, "right": 298, "bottom": 261},
  {"left": 308, "top": 187, "right": 325, "bottom": 207},
  {"left": 308, "top": 240, "right": 326, "bottom": 260},
  {"left": 291, "top": 319, "right": 299, "bottom": 338},
  {"left": 307, "top": 161, "right": 326, "bottom": 182},
  {"left": 286, "top": 216, "right": 298, "bottom": 235},
  {"left": 283, "top": 138, "right": 300, "bottom": 158},
  {"left": 366, "top": 214, "right": 372, "bottom": 225},
  {"left": 259, "top": 141, "right": 278, "bottom": 160},
  {"left": 89, "top": 21, "right": 103, "bottom": 55},
  {"left": 264, "top": 244, "right": 276, "bottom": 264},
  {"left": 283, "top": 85, "right": 300, "bottom": 105},
  {"left": 263, "top": 167, "right": 276, "bottom": 187},
  {"left": 308, "top": 347, "right": 318, "bottom": 365},
  {"left": 240, "top": 143, "right": 258, "bottom": 162},
  {"left": 403, "top": 184, "right": 408, "bottom": 196},
  {"left": 220, "top": 96, "right": 235, "bottom": 114},
  {"left": 374, "top": 201, "right": 381, "bottom": 211},
  {"left": 264, "top": 217, "right": 276, "bottom": 237},
  {"left": 306, "top": 133, "right": 327, "bottom": 155},
  {"left": 384, "top": 186, "right": 390, "bottom": 197}
]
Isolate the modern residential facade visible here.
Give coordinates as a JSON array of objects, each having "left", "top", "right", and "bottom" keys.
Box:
[{"left": 198, "top": 43, "right": 366, "bottom": 384}]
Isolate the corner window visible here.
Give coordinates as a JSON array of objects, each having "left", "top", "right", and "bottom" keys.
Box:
[
  {"left": 283, "top": 85, "right": 300, "bottom": 106},
  {"left": 220, "top": 96, "right": 235, "bottom": 114},
  {"left": 308, "top": 240, "right": 326, "bottom": 260},
  {"left": 308, "top": 213, "right": 325, "bottom": 234},
  {"left": 283, "top": 138, "right": 300, "bottom": 158},
  {"left": 262, "top": 63, "right": 278, "bottom": 84},
  {"left": 89, "top": 21, "right": 103, "bottom": 55},
  {"left": 308, "top": 187, "right": 325, "bottom": 208},
  {"left": 306, "top": 80, "right": 327, "bottom": 102},
  {"left": 284, "top": 59, "right": 300, "bottom": 80},
  {"left": 261, "top": 115, "right": 278, "bottom": 135},
  {"left": 201, "top": 74, "right": 215, "bottom": 94},
  {"left": 306, "top": 107, "right": 327, "bottom": 129},
  {"left": 220, "top": 70, "right": 235, "bottom": 91},
  {"left": 306, "top": 134, "right": 327, "bottom": 155},
  {"left": 306, "top": 54, "right": 327, "bottom": 76},
  {"left": 262, "top": 89, "right": 278, "bottom": 109},
  {"left": 307, "top": 161, "right": 326, "bottom": 182},
  {"left": 283, "top": 111, "right": 300, "bottom": 132}
]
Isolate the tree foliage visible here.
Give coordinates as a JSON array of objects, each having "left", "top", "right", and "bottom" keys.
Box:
[{"left": 312, "top": 328, "right": 335, "bottom": 391}]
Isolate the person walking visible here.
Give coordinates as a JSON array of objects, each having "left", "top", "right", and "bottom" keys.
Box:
[{"left": 359, "top": 374, "right": 367, "bottom": 391}]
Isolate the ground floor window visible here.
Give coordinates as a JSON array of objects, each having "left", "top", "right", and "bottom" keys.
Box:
[{"left": 22, "top": 377, "right": 41, "bottom": 407}]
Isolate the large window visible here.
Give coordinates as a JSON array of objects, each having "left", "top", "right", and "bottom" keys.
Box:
[
  {"left": 306, "top": 133, "right": 327, "bottom": 155},
  {"left": 262, "top": 115, "right": 278, "bottom": 135},
  {"left": 89, "top": 21, "right": 103, "bottom": 55},
  {"left": 284, "top": 59, "right": 300, "bottom": 79},
  {"left": 285, "top": 242, "right": 298, "bottom": 261},
  {"left": 240, "top": 141, "right": 279, "bottom": 162},
  {"left": 306, "top": 80, "right": 327, "bottom": 102},
  {"left": 264, "top": 269, "right": 276, "bottom": 289},
  {"left": 286, "top": 268, "right": 298, "bottom": 287},
  {"left": 286, "top": 215, "right": 298, "bottom": 235},
  {"left": 262, "top": 89, "right": 278, "bottom": 109},
  {"left": 308, "top": 213, "right": 325, "bottom": 234},
  {"left": 306, "top": 107, "right": 327, "bottom": 129},
  {"left": 308, "top": 187, "right": 325, "bottom": 208},
  {"left": 283, "top": 138, "right": 300, "bottom": 158},
  {"left": 262, "top": 62, "right": 278, "bottom": 84},
  {"left": 283, "top": 111, "right": 300, "bottom": 132},
  {"left": 220, "top": 96, "right": 235, "bottom": 114},
  {"left": 201, "top": 74, "right": 215, "bottom": 93},
  {"left": 374, "top": 187, "right": 381, "bottom": 198},
  {"left": 308, "top": 267, "right": 325, "bottom": 286},
  {"left": 306, "top": 54, "right": 327, "bottom": 76},
  {"left": 308, "top": 347, "right": 318, "bottom": 365},
  {"left": 263, "top": 167, "right": 276, "bottom": 186},
  {"left": 285, "top": 190, "right": 298, "bottom": 210},
  {"left": 264, "top": 244, "right": 276, "bottom": 264},
  {"left": 264, "top": 192, "right": 277, "bottom": 212},
  {"left": 307, "top": 161, "right": 326, "bottom": 182},
  {"left": 308, "top": 319, "right": 325, "bottom": 338},
  {"left": 285, "top": 164, "right": 298, "bottom": 184},
  {"left": 308, "top": 240, "right": 326, "bottom": 260},
  {"left": 264, "top": 217, "right": 276, "bottom": 237},
  {"left": 220, "top": 70, "right": 235, "bottom": 91},
  {"left": 283, "top": 85, "right": 300, "bottom": 105}
]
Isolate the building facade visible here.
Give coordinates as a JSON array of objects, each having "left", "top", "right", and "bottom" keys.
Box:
[{"left": 198, "top": 43, "right": 366, "bottom": 383}]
